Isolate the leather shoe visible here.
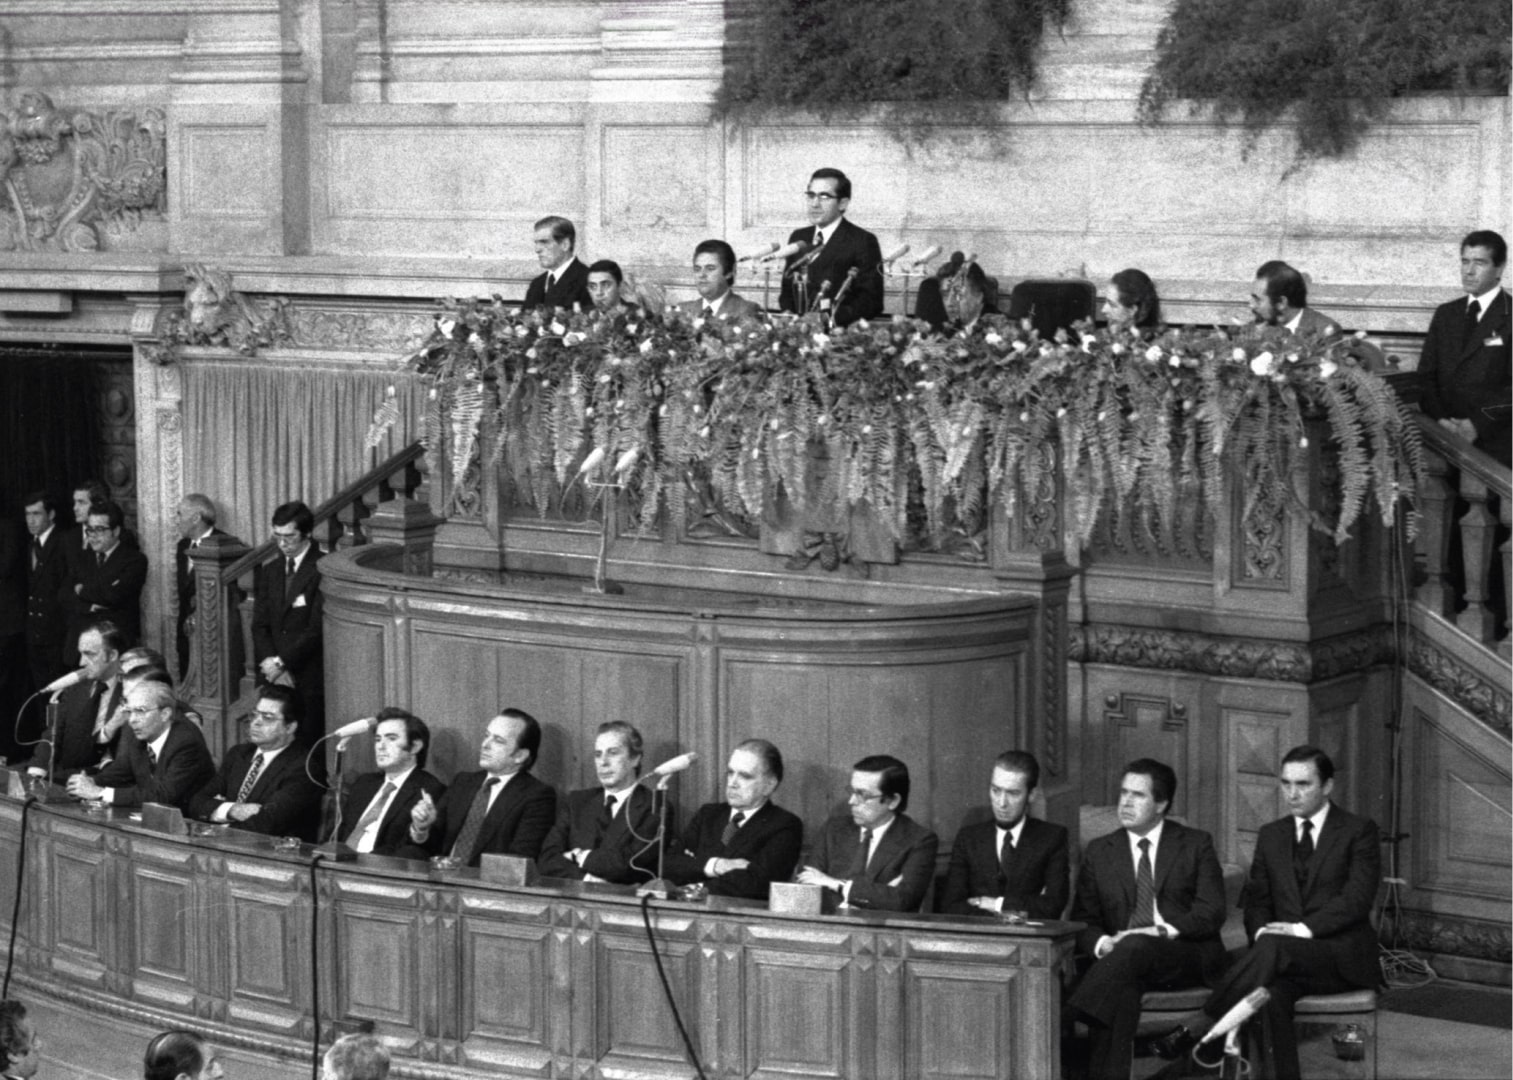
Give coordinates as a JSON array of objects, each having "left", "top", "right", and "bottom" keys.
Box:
[{"left": 1149, "top": 1025, "right": 1198, "bottom": 1061}]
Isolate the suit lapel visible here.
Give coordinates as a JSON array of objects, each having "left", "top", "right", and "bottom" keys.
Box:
[
  {"left": 477, "top": 773, "right": 526, "bottom": 847},
  {"left": 284, "top": 550, "right": 319, "bottom": 609},
  {"left": 1458, "top": 290, "right": 1510, "bottom": 359},
  {"left": 866, "top": 819, "right": 904, "bottom": 879},
  {"left": 1303, "top": 806, "right": 1346, "bottom": 895},
  {"left": 1153, "top": 824, "right": 1180, "bottom": 894},
  {"left": 1112, "top": 833, "right": 1137, "bottom": 912}
]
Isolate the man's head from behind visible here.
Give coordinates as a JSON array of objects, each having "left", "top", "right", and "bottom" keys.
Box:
[
  {"left": 143, "top": 1029, "right": 223, "bottom": 1080},
  {"left": 1, "top": 999, "right": 40, "bottom": 1079},
  {"left": 322, "top": 1033, "right": 389, "bottom": 1080},
  {"left": 1460, "top": 229, "right": 1506, "bottom": 296}
]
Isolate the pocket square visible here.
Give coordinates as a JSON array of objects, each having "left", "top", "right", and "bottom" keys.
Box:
[
  {"left": 1485, "top": 334, "right": 1505, "bottom": 347},
  {"left": 292, "top": 594, "right": 308, "bottom": 608}
]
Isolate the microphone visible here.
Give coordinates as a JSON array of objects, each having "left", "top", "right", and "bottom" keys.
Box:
[
  {"left": 764, "top": 239, "right": 813, "bottom": 263},
  {"left": 791, "top": 246, "right": 824, "bottom": 272},
  {"left": 649, "top": 751, "right": 698, "bottom": 778},
  {"left": 738, "top": 242, "right": 780, "bottom": 263},
  {"left": 880, "top": 243, "right": 911, "bottom": 267},
  {"left": 40, "top": 669, "right": 87, "bottom": 694},
  {"left": 331, "top": 716, "right": 378, "bottom": 740},
  {"left": 936, "top": 251, "right": 966, "bottom": 280},
  {"left": 909, "top": 244, "right": 943, "bottom": 268},
  {"left": 1201, "top": 987, "right": 1271, "bottom": 1045}
]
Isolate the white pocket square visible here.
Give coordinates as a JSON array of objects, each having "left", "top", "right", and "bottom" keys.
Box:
[
  {"left": 1485, "top": 335, "right": 1505, "bottom": 347},
  {"left": 292, "top": 594, "right": 308, "bottom": 608}
]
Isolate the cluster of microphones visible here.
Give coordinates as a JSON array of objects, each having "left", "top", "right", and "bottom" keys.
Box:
[{"left": 736, "top": 241, "right": 960, "bottom": 276}]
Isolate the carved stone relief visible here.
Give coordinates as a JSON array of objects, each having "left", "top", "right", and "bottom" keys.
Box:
[{"left": 0, "top": 90, "right": 166, "bottom": 252}]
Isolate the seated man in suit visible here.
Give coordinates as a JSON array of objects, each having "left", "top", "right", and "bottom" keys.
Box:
[
  {"left": 333, "top": 707, "right": 446, "bottom": 855},
  {"left": 662, "top": 738, "right": 803, "bottom": 900},
  {"left": 189, "top": 685, "right": 325, "bottom": 841},
  {"left": 26, "top": 620, "right": 131, "bottom": 781},
  {"left": 1067, "top": 758, "right": 1227, "bottom": 1080},
  {"left": 1418, "top": 228, "right": 1511, "bottom": 464},
  {"left": 1149, "top": 746, "right": 1382, "bottom": 1080},
  {"left": 777, "top": 167, "right": 884, "bottom": 326},
  {"left": 252, "top": 499, "right": 325, "bottom": 737},
  {"left": 65, "top": 678, "right": 215, "bottom": 812},
  {"left": 400, "top": 708, "right": 556, "bottom": 867},
  {"left": 522, "top": 215, "right": 593, "bottom": 313},
  {"left": 940, "top": 749, "right": 1069, "bottom": 919},
  {"left": 1249, "top": 260, "right": 1342, "bottom": 340},
  {"left": 798, "top": 754, "right": 938, "bottom": 912},
  {"left": 538, "top": 720, "right": 664, "bottom": 884},
  {"left": 65, "top": 499, "right": 147, "bottom": 649},
  {"left": 678, "top": 239, "right": 764, "bottom": 323}
]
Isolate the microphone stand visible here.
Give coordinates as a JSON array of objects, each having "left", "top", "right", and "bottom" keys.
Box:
[
  {"left": 635, "top": 772, "right": 678, "bottom": 900},
  {"left": 312, "top": 734, "right": 357, "bottom": 861},
  {"left": 826, "top": 268, "right": 859, "bottom": 330}
]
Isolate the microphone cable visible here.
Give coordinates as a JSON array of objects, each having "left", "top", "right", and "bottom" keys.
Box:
[
  {"left": 2, "top": 795, "right": 38, "bottom": 999},
  {"left": 308, "top": 851, "right": 326, "bottom": 1079},
  {"left": 638, "top": 893, "right": 707, "bottom": 1080}
]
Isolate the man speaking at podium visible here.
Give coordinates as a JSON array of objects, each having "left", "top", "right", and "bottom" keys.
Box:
[{"left": 777, "top": 167, "right": 883, "bottom": 326}]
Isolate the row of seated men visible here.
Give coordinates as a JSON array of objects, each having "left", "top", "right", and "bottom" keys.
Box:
[{"left": 16, "top": 623, "right": 1380, "bottom": 1080}]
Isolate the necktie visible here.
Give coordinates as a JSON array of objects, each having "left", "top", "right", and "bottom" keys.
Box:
[
  {"left": 350, "top": 780, "right": 397, "bottom": 844},
  {"left": 450, "top": 777, "right": 500, "bottom": 862},
  {"left": 147, "top": 744, "right": 159, "bottom": 768},
  {"left": 814, "top": 228, "right": 824, "bottom": 248},
  {"left": 720, "top": 811, "right": 745, "bottom": 847},
  {"left": 237, "top": 752, "right": 266, "bottom": 802},
  {"left": 1464, "top": 299, "right": 1483, "bottom": 349},
  {"left": 96, "top": 552, "right": 104, "bottom": 568},
  {"left": 594, "top": 792, "right": 616, "bottom": 842},
  {"left": 846, "top": 827, "right": 872, "bottom": 877},
  {"left": 284, "top": 557, "right": 298, "bottom": 602},
  {"left": 1295, "top": 819, "right": 1315, "bottom": 884},
  {"left": 31, "top": 537, "right": 42, "bottom": 570},
  {"left": 1130, "top": 838, "right": 1155, "bottom": 928},
  {"left": 93, "top": 682, "right": 121, "bottom": 739},
  {"left": 999, "top": 827, "right": 1016, "bottom": 886},
  {"left": 286, "top": 556, "right": 295, "bottom": 578}
]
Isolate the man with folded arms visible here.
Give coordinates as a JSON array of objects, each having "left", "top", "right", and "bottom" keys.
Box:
[
  {"left": 1149, "top": 746, "right": 1381, "bottom": 1080},
  {"left": 333, "top": 708, "right": 446, "bottom": 856},
  {"left": 940, "top": 749, "right": 1069, "bottom": 919},
  {"left": 66, "top": 678, "right": 215, "bottom": 812},
  {"left": 797, "top": 754, "right": 938, "bottom": 912},
  {"left": 400, "top": 708, "right": 556, "bottom": 866},
  {"left": 1066, "top": 758, "right": 1227, "bottom": 1080},
  {"left": 66, "top": 499, "right": 147, "bottom": 648},
  {"left": 189, "top": 685, "right": 324, "bottom": 840},
  {"left": 662, "top": 738, "right": 802, "bottom": 900},
  {"left": 678, "top": 240, "right": 763, "bottom": 323},
  {"left": 538, "top": 720, "right": 664, "bottom": 884}
]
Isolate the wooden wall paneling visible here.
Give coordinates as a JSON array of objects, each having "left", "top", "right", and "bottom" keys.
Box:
[
  {"left": 924, "top": 648, "right": 1026, "bottom": 845},
  {"left": 223, "top": 855, "right": 310, "bottom": 1035},
  {"left": 1224, "top": 705, "right": 1287, "bottom": 871},
  {"left": 742, "top": 924, "right": 857, "bottom": 1080},
  {"left": 406, "top": 624, "right": 506, "bottom": 782},
  {"left": 322, "top": 610, "right": 390, "bottom": 768},
  {"left": 43, "top": 817, "right": 113, "bottom": 990},
  {"left": 591, "top": 905, "right": 704, "bottom": 1072},
  {"left": 329, "top": 876, "right": 431, "bottom": 1048},
  {"left": 565, "top": 648, "right": 687, "bottom": 794},
  {"left": 126, "top": 836, "right": 202, "bottom": 1010},
  {"left": 1093, "top": 674, "right": 1195, "bottom": 818},
  {"left": 903, "top": 956, "right": 1018, "bottom": 1080},
  {"left": 0, "top": 802, "right": 28, "bottom": 962},
  {"left": 721, "top": 656, "right": 833, "bottom": 833},
  {"left": 456, "top": 891, "right": 557, "bottom": 1075},
  {"left": 423, "top": 881, "right": 461, "bottom": 1060}
]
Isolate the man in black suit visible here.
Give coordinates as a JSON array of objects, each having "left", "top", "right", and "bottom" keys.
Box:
[
  {"left": 662, "top": 738, "right": 803, "bottom": 900},
  {"left": 940, "top": 749, "right": 1069, "bottom": 919},
  {"left": 0, "top": 998, "right": 40, "bottom": 1080},
  {"left": 1150, "top": 746, "right": 1381, "bottom": 1080},
  {"left": 189, "top": 685, "right": 325, "bottom": 840},
  {"left": 22, "top": 491, "right": 69, "bottom": 691},
  {"left": 174, "top": 492, "right": 232, "bottom": 680},
  {"left": 66, "top": 677, "right": 215, "bottom": 812},
  {"left": 1067, "top": 758, "right": 1228, "bottom": 1080},
  {"left": 252, "top": 500, "right": 325, "bottom": 736},
  {"left": 64, "top": 500, "right": 147, "bottom": 649},
  {"left": 777, "top": 167, "right": 884, "bottom": 327},
  {"left": 333, "top": 707, "right": 446, "bottom": 855},
  {"left": 522, "top": 215, "right": 594, "bottom": 313},
  {"left": 538, "top": 720, "right": 665, "bottom": 885},
  {"left": 401, "top": 708, "right": 556, "bottom": 866},
  {"left": 798, "top": 754, "right": 939, "bottom": 912},
  {"left": 1419, "top": 229, "right": 1511, "bottom": 465},
  {"left": 26, "top": 621, "right": 131, "bottom": 781},
  {"left": 1249, "top": 260, "right": 1342, "bottom": 340}
]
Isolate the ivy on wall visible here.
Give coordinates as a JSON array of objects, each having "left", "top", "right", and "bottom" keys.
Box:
[
  {"left": 1139, "top": 0, "right": 1512, "bottom": 166},
  {"left": 716, "top": 0, "right": 1072, "bottom": 124}
]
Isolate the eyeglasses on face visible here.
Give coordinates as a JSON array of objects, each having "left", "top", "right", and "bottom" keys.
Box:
[
  {"left": 847, "top": 788, "right": 884, "bottom": 803},
  {"left": 84, "top": 525, "right": 114, "bottom": 535},
  {"left": 119, "top": 705, "right": 163, "bottom": 719},
  {"left": 802, "top": 191, "right": 838, "bottom": 202},
  {"left": 249, "top": 711, "right": 286, "bottom": 724}
]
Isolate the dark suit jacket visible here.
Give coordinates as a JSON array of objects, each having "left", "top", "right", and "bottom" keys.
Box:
[
  {"left": 523, "top": 258, "right": 593, "bottom": 313},
  {"left": 1242, "top": 803, "right": 1381, "bottom": 990},
  {"left": 64, "top": 541, "right": 148, "bottom": 644},
  {"left": 25, "top": 524, "right": 69, "bottom": 666},
  {"left": 537, "top": 784, "right": 668, "bottom": 885},
  {"left": 0, "top": 520, "right": 23, "bottom": 639},
  {"left": 1419, "top": 289, "right": 1512, "bottom": 464},
  {"left": 678, "top": 292, "right": 765, "bottom": 323},
  {"left": 941, "top": 816, "right": 1070, "bottom": 919},
  {"left": 251, "top": 547, "right": 324, "bottom": 723},
  {"left": 777, "top": 218, "right": 884, "bottom": 327},
  {"left": 188, "top": 741, "right": 326, "bottom": 841},
  {"left": 662, "top": 799, "right": 803, "bottom": 900},
  {"left": 335, "top": 768, "right": 447, "bottom": 855},
  {"left": 398, "top": 768, "right": 556, "bottom": 866},
  {"left": 30, "top": 678, "right": 120, "bottom": 778},
  {"left": 93, "top": 718, "right": 216, "bottom": 812},
  {"left": 1288, "top": 306, "right": 1344, "bottom": 341},
  {"left": 176, "top": 527, "right": 231, "bottom": 674},
  {"left": 807, "top": 811, "right": 939, "bottom": 912},
  {"left": 1071, "top": 819, "right": 1229, "bottom": 980}
]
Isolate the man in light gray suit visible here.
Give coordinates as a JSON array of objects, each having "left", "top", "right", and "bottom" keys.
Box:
[{"left": 678, "top": 239, "right": 764, "bottom": 323}]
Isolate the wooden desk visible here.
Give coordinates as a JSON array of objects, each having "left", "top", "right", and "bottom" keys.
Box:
[{"left": 0, "top": 794, "right": 1078, "bottom": 1078}]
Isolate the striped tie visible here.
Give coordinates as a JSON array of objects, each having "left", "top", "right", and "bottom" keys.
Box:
[
  {"left": 237, "top": 753, "right": 266, "bottom": 802},
  {"left": 1130, "top": 838, "right": 1155, "bottom": 929}
]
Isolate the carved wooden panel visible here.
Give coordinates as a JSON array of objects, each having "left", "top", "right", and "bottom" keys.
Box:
[
  {"left": 593, "top": 930, "right": 700, "bottom": 1066},
  {"left": 1103, "top": 690, "right": 1190, "bottom": 818},
  {"left": 1407, "top": 704, "right": 1512, "bottom": 903},
  {"left": 904, "top": 960, "right": 1018, "bottom": 1080},
  {"left": 225, "top": 862, "right": 306, "bottom": 1021},
  {"left": 50, "top": 841, "right": 109, "bottom": 961},
  {"left": 128, "top": 857, "right": 201, "bottom": 1008},
  {"left": 333, "top": 894, "right": 425, "bottom": 1029},
  {"left": 744, "top": 947, "right": 852, "bottom": 1079},
  {"left": 94, "top": 355, "right": 138, "bottom": 527},
  {"left": 457, "top": 894, "right": 557, "bottom": 1074},
  {"left": 1227, "top": 708, "right": 1286, "bottom": 870}
]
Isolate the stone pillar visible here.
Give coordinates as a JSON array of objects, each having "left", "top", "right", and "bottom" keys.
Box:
[{"left": 368, "top": 498, "right": 444, "bottom": 577}]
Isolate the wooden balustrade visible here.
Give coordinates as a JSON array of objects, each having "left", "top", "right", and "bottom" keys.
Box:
[{"left": 1413, "top": 414, "right": 1511, "bottom": 658}]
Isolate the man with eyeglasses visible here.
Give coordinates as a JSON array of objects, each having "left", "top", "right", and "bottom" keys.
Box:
[
  {"left": 777, "top": 167, "right": 884, "bottom": 326},
  {"left": 66, "top": 677, "right": 215, "bottom": 812},
  {"left": 64, "top": 499, "right": 147, "bottom": 652},
  {"left": 189, "top": 685, "right": 325, "bottom": 840},
  {"left": 252, "top": 500, "right": 325, "bottom": 736},
  {"left": 0, "top": 998, "right": 41, "bottom": 1079},
  {"left": 797, "top": 754, "right": 938, "bottom": 912}
]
